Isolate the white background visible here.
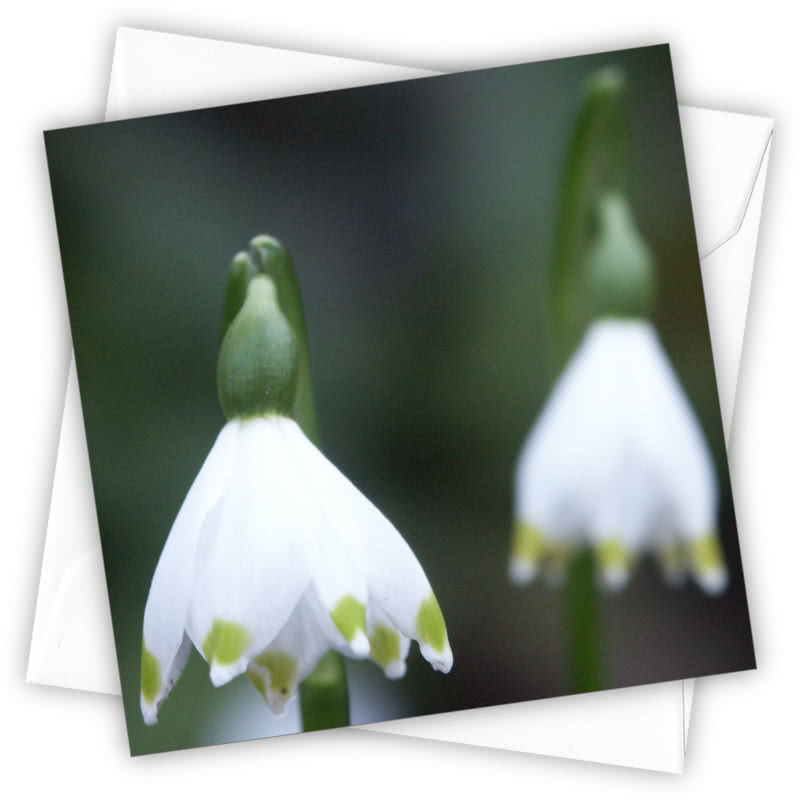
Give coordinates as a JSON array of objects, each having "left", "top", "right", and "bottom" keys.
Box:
[{"left": 2, "top": 1, "right": 795, "bottom": 796}]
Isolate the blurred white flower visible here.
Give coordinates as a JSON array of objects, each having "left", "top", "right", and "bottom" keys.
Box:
[
  {"left": 510, "top": 318, "right": 728, "bottom": 595},
  {"left": 141, "top": 274, "right": 451, "bottom": 725}
]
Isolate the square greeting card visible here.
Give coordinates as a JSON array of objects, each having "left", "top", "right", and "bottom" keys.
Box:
[{"left": 44, "top": 43, "right": 755, "bottom": 755}]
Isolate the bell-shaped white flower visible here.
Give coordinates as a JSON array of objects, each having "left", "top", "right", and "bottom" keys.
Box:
[
  {"left": 141, "top": 274, "right": 451, "bottom": 725},
  {"left": 510, "top": 318, "right": 728, "bottom": 595}
]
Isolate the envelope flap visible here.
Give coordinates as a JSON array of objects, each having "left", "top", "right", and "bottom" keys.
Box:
[
  {"left": 107, "top": 27, "right": 436, "bottom": 121},
  {"left": 680, "top": 106, "right": 773, "bottom": 258}
]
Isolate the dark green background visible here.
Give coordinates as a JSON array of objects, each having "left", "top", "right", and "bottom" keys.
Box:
[{"left": 46, "top": 44, "right": 754, "bottom": 755}]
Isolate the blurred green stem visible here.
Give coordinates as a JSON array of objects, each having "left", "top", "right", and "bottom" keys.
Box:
[
  {"left": 551, "top": 68, "right": 632, "bottom": 693},
  {"left": 551, "top": 66, "right": 631, "bottom": 364},
  {"left": 223, "top": 236, "right": 348, "bottom": 730},
  {"left": 565, "top": 552, "right": 602, "bottom": 692}
]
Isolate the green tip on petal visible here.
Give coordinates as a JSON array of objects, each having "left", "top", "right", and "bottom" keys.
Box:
[
  {"left": 596, "top": 537, "right": 630, "bottom": 568},
  {"left": 140, "top": 641, "right": 161, "bottom": 705},
  {"left": 511, "top": 521, "right": 545, "bottom": 561},
  {"left": 369, "top": 625, "right": 402, "bottom": 669},
  {"left": 330, "top": 595, "right": 367, "bottom": 643},
  {"left": 509, "top": 520, "right": 546, "bottom": 584},
  {"left": 253, "top": 651, "right": 298, "bottom": 698},
  {"left": 202, "top": 619, "right": 252, "bottom": 666},
  {"left": 595, "top": 537, "right": 633, "bottom": 591},
  {"left": 689, "top": 532, "right": 724, "bottom": 570},
  {"left": 217, "top": 274, "right": 299, "bottom": 420},
  {"left": 688, "top": 531, "right": 729, "bottom": 595},
  {"left": 417, "top": 594, "right": 447, "bottom": 653}
]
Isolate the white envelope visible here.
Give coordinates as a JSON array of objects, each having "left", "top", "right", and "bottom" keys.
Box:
[{"left": 28, "top": 28, "right": 770, "bottom": 772}]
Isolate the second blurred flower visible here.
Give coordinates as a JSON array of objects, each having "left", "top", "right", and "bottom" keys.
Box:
[{"left": 510, "top": 194, "right": 728, "bottom": 595}]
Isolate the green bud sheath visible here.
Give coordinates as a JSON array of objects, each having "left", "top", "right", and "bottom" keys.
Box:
[
  {"left": 221, "top": 251, "right": 253, "bottom": 339},
  {"left": 249, "top": 234, "right": 319, "bottom": 443},
  {"left": 217, "top": 274, "right": 298, "bottom": 419},
  {"left": 250, "top": 234, "right": 294, "bottom": 282},
  {"left": 584, "top": 192, "right": 656, "bottom": 319}
]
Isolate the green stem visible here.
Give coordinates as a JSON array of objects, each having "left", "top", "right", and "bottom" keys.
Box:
[
  {"left": 565, "top": 551, "right": 602, "bottom": 692},
  {"left": 551, "top": 67, "right": 631, "bottom": 693},
  {"left": 222, "top": 235, "right": 348, "bottom": 729},
  {"left": 551, "top": 66, "right": 631, "bottom": 364},
  {"left": 298, "top": 651, "right": 350, "bottom": 731}
]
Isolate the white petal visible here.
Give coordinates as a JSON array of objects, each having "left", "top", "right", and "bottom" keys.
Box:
[
  {"left": 141, "top": 422, "right": 239, "bottom": 724},
  {"left": 286, "top": 422, "right": 453, "bottom": 673},
  {"left": 187, "top": 418, "right": 312, "bottom": 687}
]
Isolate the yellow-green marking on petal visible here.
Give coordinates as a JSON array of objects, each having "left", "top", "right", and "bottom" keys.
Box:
[
  {"left": 141, "top": 641, "right": 161, "bottom": 705},
  {"left": 202, "top": 619, "right": 252, "bottom": 665},
  {"left": 417, "top": 594, "right": 447, "bottom": 653},
  {"left": 511, "top": 520, "right": 545, "bottom": 562},
  {"left": 253, "top": 651, "right": 297, "bottom": 697},
  {"left": 596, "top": 538, "right": 630, "bottom": 569},
  {"left": 331, "top": 595, "right": 367, "bottom": 642},
  {"left": 689, "top": 532, "right": 724, "bottom": 571},
  {"left": 369, "top": 625, "right": 402, "bottom": 668}
]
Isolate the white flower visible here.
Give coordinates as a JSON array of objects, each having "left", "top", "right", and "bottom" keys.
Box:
[
  {"left": 141, "top": 415, "right": 452, "bottom": 725},
  {"left": 509, "top": 318, "right": 728, "bottom": 595}
]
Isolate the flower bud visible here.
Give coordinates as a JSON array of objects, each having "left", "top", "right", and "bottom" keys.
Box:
[
  {"left": 584, "top": 192, "right": 656, "bottom": 319},
  {"left": 217, "top": 274, "right": 298, "bottom": 419}
]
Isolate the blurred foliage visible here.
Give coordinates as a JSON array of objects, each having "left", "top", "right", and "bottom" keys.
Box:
[{"left": 45, "top": 45, "right": 753, "bottom": 755}]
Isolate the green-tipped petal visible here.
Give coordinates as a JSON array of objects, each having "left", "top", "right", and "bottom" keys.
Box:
[
  {"left": 248, "top": 650, "right": 299, "bottom": 714},
  {"left": 594, "top": 537, "right": 633, "bottom": 591},
  {"left": 689, "top": 532, "right": 728, "bottom": 595},
  {"left": 416, "top": 594, "right": 452, "bottom": 671},
  {"left": 509, "top": 520, "right": 546, "bottom": 584},
  {"left": 203, "top": 619, "right": 253, "bottom": 685},
  {"left": 140, "top": 642, "right": 161, "bottom": 706},
  {"left": 369, "top": 624, "right": 407, "bottom": 678},
  {"left": 330, "top": 595, "right": 369, "bottom": 656}
]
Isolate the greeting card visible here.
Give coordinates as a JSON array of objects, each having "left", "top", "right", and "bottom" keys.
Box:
[{"left": 43, "top": 43, "right": 755, "bottom": 755}]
